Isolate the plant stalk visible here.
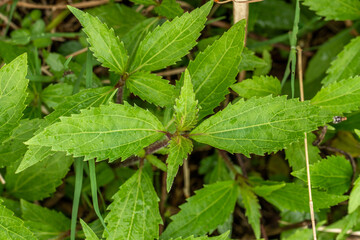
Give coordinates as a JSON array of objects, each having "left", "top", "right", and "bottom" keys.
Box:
[{"left": 297, "top": 46, "right": 317, "bottom": 240}]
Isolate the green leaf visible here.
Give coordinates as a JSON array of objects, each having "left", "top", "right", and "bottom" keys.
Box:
[
  {"left": 17, "top": 87, "right": 114, "bottom": 172},
  {"left": 302, "top": 0, "right": 360, "bottom": 21},
  {"left": 122, "top": 18, "right": 160, "bottom": 62},
  {"left": 191, "top": 96, "right": 331, "bottom": 157},
  {"left": 154, "top": 0, "right": 184, "bottom": 19},
  {"left": 68, "top": 6, "right": 128, "bottom": 74},
  {"left": 129, "top": 1, "right": 213, "bottom": 72},
  {"left": 327, "top": 209, "right": 360, "bottom": 240},
  {"left": 26, "top": 103, "right": 165, "bottom": 162},
  {"left": 292, "top": 156, "right": 352, "bottom": 195},
  {"left": 104, "top": 168, "right": 162, "bottom": 240},
  {"left": 87, "top": 4, "right": 145, "bottom": 38},
  {"left": 0, "top": 202, "right": 36, "bottom": 240},
  {"left": 254, "top": 182, "right": 348, "bottom": 212},
  {"left": 166, "top": 136, "right": 193, "bottom": 192},
  {"left": 175, "top": 69, "right": 199, "bottom": 131},
  {"left": 283, "top": 229, "right": 312, "bottom": 240},
  {"left": 285, "top": 133, "right": 321, "bottom": 171},
  {"left": 126, "top": 71, "right": 177, "bottom": 107},
  {"left": 41, "top": 83, "right": 73, "bottom": 109},
  {"left": 305, "top": 28, "right": 353, "bottom": 83},
  {"left": 161, "top": 181, "right": 238, "bottom": 239},
  {"left": 0, "top": 119, "right": 43, "bottom": 168},
  {"left": 238, "top": 185, "right": 261, "bottom": 239},
  {"left": 199, "top": 154, "right": 232, "bottom": 184},
  {"left": 322, "top": 36, "right": 360, "bottom": 86},
  {"left": 80, "top": 219, "right": 99, "bottom": 240},
  {"left": 231, "top": 75, "right": 281, "bottom": 99},
  {"left": 311, "top": 76, "right": 360, "bottom": 115},
  {"left": 146, "top": 154, "right": 167, "bottom": 172},
  {"left": 0, "top": 53, "right": 28, "bottom": 143},
  {"left": 188, "top": 20, "right": 246, "bottom": 119},
  {"left": 349, "top": 176, "right": 360, "bottom": 213},
  {"left": 6, "top": 152, "right": 73, "bottom": 201},
  {"left": 21, "top": 200, "right": 70, "bottom": 240},
  {"left": 238, "top": 47, "right": 267, "bottom": 71}
]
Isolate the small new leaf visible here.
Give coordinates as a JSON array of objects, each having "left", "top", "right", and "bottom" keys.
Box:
[
  {"left": 292, "top": 156, "right": 352, "bottom": 195},
  {"left": 126, "top": 71, "right": 177, "bottom": 107},
  {"left": 166, "top": 135, "right": 193, "bottom": 192},
  {"left": 80, "top": 219, "right": 99, "bottom": 240},
  {"left": 26, "top": 103, "right": 165, "bottom": 162},
  {"left": 0, "top": 202, "right": 36, "bottom": 240},
  {"left": 175, "top": 70, "right": 199, "bottom": 131},
  {"left": 130, "top": 1, "right": 213, "bottom": 72},
  {"left": 238, "top": 185, "right": 261, "bottom": 239},
  {"left": 322, "top": 36, "right": 360, "bottom": 86},
  {"left": 161, "top": 181, "right": 238, "bottom": 239},
  {"left": 0, "top": 53, "right": 28, "bottom": 143},
  {"left": 68, "top": 6, "right": 128, "bottom": 74},
  {"left": 104, "top": 169, "right": 162, "bottom": 240},
  {"left": 231, "top": 75, "right": 281, "bottom": 99},
  {"left": 302, "top": 0, "right": 360, "bottom": 21},
  {"left": 311, "top": 76, "right": 360, "bottom": 115},
  {"left": 188, "top": 20, "right": 246, "bottom": 119},
  {"left": 191, "top": 96, "right": 331, "bottom": 157}
]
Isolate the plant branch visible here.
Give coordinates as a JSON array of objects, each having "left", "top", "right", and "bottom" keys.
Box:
[{"left": 297, "top": 45, "right": 317, "bottom": 240}]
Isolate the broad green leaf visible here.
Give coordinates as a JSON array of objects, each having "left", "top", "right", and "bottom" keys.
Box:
[
  {"left": 292, "top": 156, "right": 352, "bottom": 194},
  {"left": 0, "top": 202, "right": 36, "bottom": 240},
  {"left": 253, "top": 50, "right": 272, "bottom": 76},
  {"left": 104, "top": 168, "right": 162, "bottom": 240},
  {"left": 68, "top": 6, "right": 128, "bottom": 74},
  {"left": 87, "top": 4, "right": 145, "bottom": 38},
  {"left": 129, "top": 1, "right": 213, "bottom": 72},
  {"left": 254, "top": 182, "right": 348, "bottom": 212},
  {"left": 0, "top": 53, "right": 28, "bottom": 143},
  {"left": 311, "top": 76, "right": 360, "bottom": 115},
  {"left": 349, "top": 176, "right": 360, "bottom": 213},
  {"left": 26, "top": 103, "right": 165, "bottom": 162},
  {"left": 172, "top": 232, "right": 230, "bottom": 240},
  {"left": 238, "top": 185, "right": 261, "bottom": 239},
  {"left": 154, "top": 0, "right": 184, "bottom": 19},
  {"left": 322, "top": 36, "right": 360, "bottom": 86},
  {"left": 238, "top": 48, "right": 267, "bottom": 71},
  {"left": 166, "top": 136, "right": 193, "bottom": 192},
  {"left": 6, "top": 152, "right": 73, "bottom": 201},
  {"left": 191, "top": 96, "right": 331, "bottom": 157},
  {"left": 285, "top": 133, "right": 321, "bottom": 171},
  {"left": 302, "top": 0, "right": 360, "bottom": 21},
  {"left": 126, "top": 71, "right": 176, "bottom": 107},
  {"left": 188, "top": 20, "right": 246, "bottom": 119},
  {"left": 40, "top": 83, "right": 73, "bottom": 108},
  {"left": 0, "top": 119, "right": 43, "bottom": 168},
  {"left": 305, "top": 28, "right": 353, "bottom": 83},
  {"left": 17, "top": 87, "right": 114, "bottom": 172},
  {"left": 80, "top": 219, "right": 99, "bottom": 240},
  {"left": 122, "top": 18, "right": 159, "bottom": 62},
  {"left": 161, "top": 181, "right": 238, "bottom": 239},
  {"left": 21, "top": 200, "right": 70, "bottom": 240},
  {"left": 231, "top": 75, "right": 281, "bottom": 99},
  {"left": 175, "top": 69, "right": 199, "bottom": 131}
]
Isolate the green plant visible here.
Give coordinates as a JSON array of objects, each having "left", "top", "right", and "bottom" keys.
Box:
[{"left": 1, "top": 0, "right": 360, "bottom": 239}]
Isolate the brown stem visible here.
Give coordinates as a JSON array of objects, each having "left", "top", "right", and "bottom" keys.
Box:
[
  {"left": 183, "top": 158, "right": 190, "bottom": 198},
  {"left": 218, "top": 149, "right": 239, "bottom": 177},
  {"left": 236, "top": 153, "right": 247, "bottom": 178}
]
